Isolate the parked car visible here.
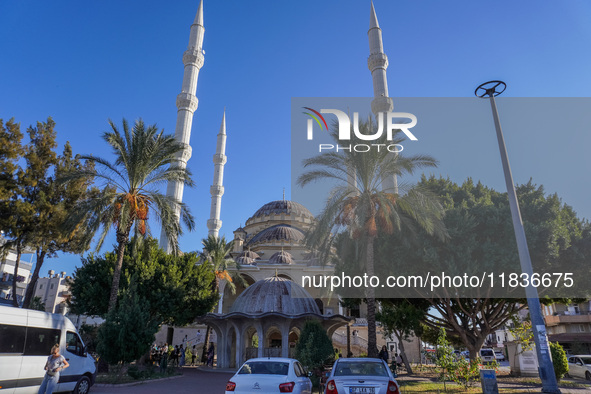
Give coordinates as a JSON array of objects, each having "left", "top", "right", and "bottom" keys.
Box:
[
  {"left": 325, "top": 357, "right": 399, "bottom": 394},
  {"left": 494, "top": 351, "right": 505, "bottom": 362},
  {"left": 225, "top": 357, "right": 312, "bottom": 393},
  {"left": 567, "top": 355, "right": 591, "bottom": 380},
  {"left": 479, "top": 348, "right": 495, "bottom": 364},
  {"left": 0, "top": 305, "right": 96, "bottom": 394}
]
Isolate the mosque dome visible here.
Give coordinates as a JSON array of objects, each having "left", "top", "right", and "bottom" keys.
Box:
[
  {"left": 229, "top": 276, "right": 320, "bottom": 315},
  {"left": 268, "top": 250, "right": 294, "bottom": 265},
  {"left": 246, "top": 200, "right": 314, "bottom": 224},
  {"left": 235, "top": 249, "right": 260, "bottom": 265},
  {"left": 247, "top": 224, "right": 305, "bottom": 246}
]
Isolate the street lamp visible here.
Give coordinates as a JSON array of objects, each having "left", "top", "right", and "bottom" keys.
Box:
[{"left": 475, "top": 80, "right": 560, "bottom": 393}]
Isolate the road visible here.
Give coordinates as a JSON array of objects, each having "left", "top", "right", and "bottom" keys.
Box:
[{"left": 91, "top": 367, "right": 234, "bottom": 394}]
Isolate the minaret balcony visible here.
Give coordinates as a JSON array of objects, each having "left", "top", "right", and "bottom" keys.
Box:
[
  {"left": 176, "top": 93, "right": 199, "bottom": 112},
  {"left": 183, "top": 49, "right": 204, "bottom": 68},
  {"left": 367, "top": 53, "right": 389, "bottom": 71}
]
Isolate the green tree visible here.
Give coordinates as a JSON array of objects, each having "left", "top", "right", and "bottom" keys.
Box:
[
  {"left": 29, "top": 296, "right": 46, "bottom": 311},
  {"left": 69, "top": 237, "right": 217, "bottom": 325},
  {"left": 96, "top": 278, "right": 160, "bottom": 365},
  {"left": 22, "top": 142, "right": 95, "bottom": 309},
  {"left": 0, "top": 118, "right": 24, "bottom": 201},
  {"left": 63, "top": 119, "right": 195, "bottom": 311},
  {"left": 298, "top": 120, "right": 446, "bottom": 357},
  {"left": 377, "top": 176, "right": 587, "bottom": 360},
  {"left": 376, "top": 300, "right": 428, "bottom": 374},
  {"left": 0, "top": 118, "right": 94, "bottom": 308},
  {"left": 1, "top": 119, "right": 57, "bottom": 306},
  {"left": 550, "top": 342, "right": 568, "bottom": 382},
  {"left": 295, "top": 320, "right": 335, "bottom": 388}
]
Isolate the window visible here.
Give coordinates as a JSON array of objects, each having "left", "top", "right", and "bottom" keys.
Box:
[
  {"left": 0, "top": 324, "right": 26, "bottom": 353},
  {"left": 39, "top": 284, "right": 43, "bottom": 290},
  {"left": 294, "top": 362, "right": 305, "bottom": 377},
  {"left": 24, "top": 327, "right": 60, "bottom": 356},
  {"left": 66, "top": 331, "right": 84, "bottom": 356},
  {"left": 50, "top": 284, "right": 54, "bottom": 290}
]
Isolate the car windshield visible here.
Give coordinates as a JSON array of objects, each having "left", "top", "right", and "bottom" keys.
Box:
[
  {"left": 581, "top": 357, "right": 591, "bottom": 365},
  {"left": 481, "top": 350, "right": 494, "bottom": 356},
  {"left": 334, "top": 362, "right": 388, "bottom": 377},
  {"left": 238, "top": 361, "right": 289, "bottom": 375}
]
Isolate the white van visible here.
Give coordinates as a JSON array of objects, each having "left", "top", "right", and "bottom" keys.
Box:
[
  {"left": 0, "top": 305, "right": 96, "bottom": 393},
  {"left": 479, "top": 348, "right": 496, "bottom": 364}
]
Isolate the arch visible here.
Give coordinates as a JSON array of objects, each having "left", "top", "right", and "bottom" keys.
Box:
[{"left": 264, "top": 326, "right": 283, "bottom": 358}]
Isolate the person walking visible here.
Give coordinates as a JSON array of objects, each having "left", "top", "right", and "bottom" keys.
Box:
[
  {"left": 379, "top": 345, "right": 389, "bottom": 363},
  {"left": 179, "top": 345, "right": 185, "bottom": 367},
  {"left": 191, "top": 345, "right": 197, "bottom": 366},
  {"left": 38, "top": 344, "right": 69, "bottom": 394},
  {"left": 206, "top": 343, "right": 215, "bottom": 367}
]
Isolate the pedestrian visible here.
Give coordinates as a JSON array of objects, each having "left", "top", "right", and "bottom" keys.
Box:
[
  {"left": 191, "top": 345, "right": 197, "bottom": 366},
  {"left": 38, "top": 344, "right": 69, "bottom": 394},
  {"left": 379, "top": 345, "right": 389, "bottom": 363},
  {"left": 206, "top": 343, "right": 215, "bottom": 367},
  {"left": 179, "top": 345, "right": 185, "bottom": 367}
]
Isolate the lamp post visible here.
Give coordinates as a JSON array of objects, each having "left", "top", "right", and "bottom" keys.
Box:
[{"left": 475, "top": 81, "right": 560, "bottom": 393}]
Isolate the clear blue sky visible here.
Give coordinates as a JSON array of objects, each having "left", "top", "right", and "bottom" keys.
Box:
[{"left": 1, "top": 1, "right": 590, "bottom": 276}]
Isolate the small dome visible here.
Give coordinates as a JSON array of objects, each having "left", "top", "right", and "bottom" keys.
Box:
[
  {"left": 236, "top": 249, "right": 260, "bottom": 266},
  {"left": 268, "top": 250, "right": 294, "bottom": 265},
  {"left": 248, "top": 224, "right": 305, "bottom": 246},
  {"left": 229, "top": 276, "right": 320, "bottom": 315},
  {"left": 246, "top": 200, "right": 314, "bottom": 224},
  {"left": 234, "top": 226, "right": 246, "bottom": 234}
]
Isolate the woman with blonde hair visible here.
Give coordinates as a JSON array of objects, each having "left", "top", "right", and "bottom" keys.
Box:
[{"left": 38, "top": 344, "right": 69, "bottom": 394}]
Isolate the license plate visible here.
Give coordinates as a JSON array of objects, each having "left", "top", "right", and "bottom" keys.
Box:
[{"left": 349, "top": 388, "right": 375, "bottom": 394}]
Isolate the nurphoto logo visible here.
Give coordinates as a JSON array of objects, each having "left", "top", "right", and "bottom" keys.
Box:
[{"left": 303, "top": 107, "right": 418, "bottom": 153}]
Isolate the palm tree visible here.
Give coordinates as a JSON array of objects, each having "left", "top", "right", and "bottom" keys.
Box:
[
  {"left": 297, "top": 118, "right": 447, "bottom": 358},
  {"left": 64, "top": 118, "right": 195, "bottom": 312},
  {"left": 199, "top": 234, "right": 247, "bottom": 362}
]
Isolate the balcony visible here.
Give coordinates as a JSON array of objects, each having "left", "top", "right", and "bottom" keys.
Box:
[{"left": 545, "top": 313, "right": 591, "bottom": 326}]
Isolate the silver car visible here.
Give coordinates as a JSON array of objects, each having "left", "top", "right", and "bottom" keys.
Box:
[
  {"left": 567, "top": 355, "right": 591, "bottom": 380},
  {"left": 325, "top": 358, "right": 399, "bottom": 394}
]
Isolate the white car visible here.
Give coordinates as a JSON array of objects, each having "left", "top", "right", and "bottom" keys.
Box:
[
  {"left": 480, "top": 348, "right": 495, "bottom": 364},
  {"left": 494, "top": 351, "right": 505, "bottom": 362},
  {"left": 567, "top": 355, "right": 591, "bottom": 380},
  {"left": 225, "top": 357, "right": 313, "bottom": 393},
  {"left": 325, "top": 358, "right": 399, "bottom": 394}
]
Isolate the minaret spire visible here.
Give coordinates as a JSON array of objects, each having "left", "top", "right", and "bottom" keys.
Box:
[
  {"left": 368, "top": 1, "right": 397, "bottom": 193},
  {"left": 160, "top": 0, "right": 205, "bottom": 252},
  {"left": 207, "top": 110, "right": 227, "bottom": 238}
]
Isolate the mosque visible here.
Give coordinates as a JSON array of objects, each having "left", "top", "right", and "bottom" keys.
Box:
[{"left": 153, "top": 1, "right": 422, "bottom": 368}]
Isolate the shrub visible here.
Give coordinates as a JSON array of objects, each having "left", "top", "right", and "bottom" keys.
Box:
[{"left": 550, "top": 342, "right": 569, "bottom": 381}]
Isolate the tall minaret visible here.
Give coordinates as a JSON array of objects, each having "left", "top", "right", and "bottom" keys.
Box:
[
  {"left": 160, "top": 0, "right": 205, "bottom": 252},
  {"left": 207, "top": 111, "right": 227, "bottom": 238},
  {"left": 368, "top": 1, "right": 397, "bottom": 193}
]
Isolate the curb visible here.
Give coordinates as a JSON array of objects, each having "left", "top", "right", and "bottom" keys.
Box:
[{"left": 94, "top": 374, "right": 183, "bottom": 387}]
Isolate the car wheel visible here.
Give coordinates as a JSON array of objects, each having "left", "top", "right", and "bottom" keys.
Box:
[
  {"left": 73, "top": 376, "right": 91, "bottom": 394},
  {"left": 586, "top": 371, "right": 591, "bottom": 381}
]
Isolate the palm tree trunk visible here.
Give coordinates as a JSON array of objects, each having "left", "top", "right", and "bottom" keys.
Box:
[
  {"left": 108, "top": 227, "right": 131, "bottom": 312},
  {"left": 11, "top": 243, "right": 22, "bottom": 307},
  {"left": 22, "top": 248, "right": 46, "bottom": 309},
  {"left": 366, "top": 236, "right": 378, "bottom": 358}
]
